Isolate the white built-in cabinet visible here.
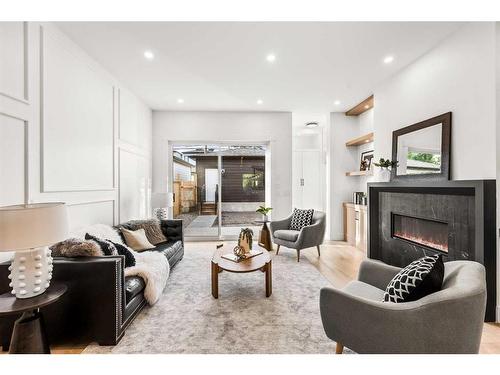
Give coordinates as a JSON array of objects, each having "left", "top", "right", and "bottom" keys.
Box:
[
  {"left": 343, "top": 202, "right": 367, "bottom": 252},
  {"left": 293, "top": 150, "right": 323, "bottom": 211}
]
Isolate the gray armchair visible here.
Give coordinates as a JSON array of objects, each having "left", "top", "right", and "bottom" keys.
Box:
[
  {"left": 320, "top": 259, "right": 487, "bottom": 354},
  {"left": 270, "top": 211, "right": 326, "bottom": 262}
]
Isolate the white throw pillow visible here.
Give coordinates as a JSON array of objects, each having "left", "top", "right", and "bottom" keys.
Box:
[{"left": 121, "top": 228, "right": 156, "bottom": 252}]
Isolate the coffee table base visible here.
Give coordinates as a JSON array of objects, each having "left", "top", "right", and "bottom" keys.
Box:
[{"left": 211, "top": 261, "right": 272, "bottom": 299}]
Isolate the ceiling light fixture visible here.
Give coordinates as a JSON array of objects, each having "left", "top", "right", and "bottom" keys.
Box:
[
  {"left": 334, "top": 100, "right": 341, "bottom": 105},
  {"left": 364, "top": 105, "right": 370, "bottom": 109},
  {"left": 177, "top": 98, "right": 184, "bottom": 104},
  {"left": 305, "top": 122, "right": 319, "bottom": 128},
  {"left": 266, "top": 54, "right": 276, "bottom": 63},
  {"left": 143, "top": 50, "right": 155, "bottom": 60},
  {"left": 257, "top": 99, "right": 263, "bottom": 105},
  {"left": 383, "top": 55, "right": 394, "bottom": 64}
]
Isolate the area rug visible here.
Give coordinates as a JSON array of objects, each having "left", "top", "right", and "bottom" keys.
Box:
[{"left": 83, "top": 246, "right": 349, "bottom": 354}]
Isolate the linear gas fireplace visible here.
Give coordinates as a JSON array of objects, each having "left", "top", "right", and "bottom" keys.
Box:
[
  {"left": 368, "top": 180, "right": 496, "bottom": 322},
  {"left": 391, "top": 213, "right": 448, "bottom": 253}
]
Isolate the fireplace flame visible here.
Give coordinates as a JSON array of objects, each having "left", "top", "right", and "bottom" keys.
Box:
[{"left": 393, "top": 231, "right": 448, "bottom": 252}]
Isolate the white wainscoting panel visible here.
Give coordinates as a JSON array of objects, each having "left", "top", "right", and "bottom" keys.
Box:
[
  {"left": 41, "top": 28, "right": 114, "bottom": 192},
  {"left": 0, "top": 22, "right": 27, "bottom": 102},
  {"left": 67, "top": 200, "right": 115, "bottom": 232},
  {"left": 0, "top": 113, "right": 26, "bottom": 206},
  {"left": 119, "top": 89, "right": 151, "bottom": 149},
  {"left": 119, "top": 149, "right": 151, "bottom": 222}
]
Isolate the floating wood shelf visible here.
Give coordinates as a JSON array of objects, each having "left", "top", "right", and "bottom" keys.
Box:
[
  {"left": 345, "top": 170, "right": 373, "bottom": 177},
  {"left": 345, "top": 95, "right": 374, "bottom": 116},
  {"left": 345, "top": 132, "right": 374, "bottom": 147}
]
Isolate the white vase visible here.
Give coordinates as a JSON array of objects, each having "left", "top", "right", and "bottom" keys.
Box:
[
  {"left": 379, "top": 168, "right": 391, "bottom": 182},
  {"left": 8, "top": 247, "right": 53, "bottom": 299}
]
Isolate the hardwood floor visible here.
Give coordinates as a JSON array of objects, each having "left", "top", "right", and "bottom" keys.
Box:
[{"left": 2, "top": 240, "right": 499, "bottom": 354}]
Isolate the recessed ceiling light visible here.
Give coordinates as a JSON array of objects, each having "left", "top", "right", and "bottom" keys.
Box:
[
  {"left": 305, "top": 122, "right": 319, "bottom": 128},
  {"left": 266, "top": 54, "right": 276, "bottom": 63},
  {"left": 364, "top": 105, "right": 370, "bottom": 109},
  {"left": 334, "top": 100, "right": 341, "bottom": 106},
  {"left": 177, "top": 98, "right": 184, "bottom": 104},
  {"left": 143, "top": 50, "right": 155, "bottom": 60},
  {"left": 257, "top": 99, "right": 263, "bottom": 105},
  {"left": 383, "top": 55, "right": 394, "bottom": 64}
]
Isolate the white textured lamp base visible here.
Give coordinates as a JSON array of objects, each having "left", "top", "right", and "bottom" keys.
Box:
[{"left": 7, "top": 247, "right": 53, "bottom": 299}]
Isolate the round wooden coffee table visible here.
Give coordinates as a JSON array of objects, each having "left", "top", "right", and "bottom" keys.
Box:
[{"left": 211, "top": 245, "right": 272, "bottom": 299}]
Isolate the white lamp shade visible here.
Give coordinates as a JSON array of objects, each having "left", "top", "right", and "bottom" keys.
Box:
[
  {"left": 0, "top": 203, "right": 68, "bottom": 251},
  {"left": 152, "top": 192, "right": 174, "bottom": 208}
]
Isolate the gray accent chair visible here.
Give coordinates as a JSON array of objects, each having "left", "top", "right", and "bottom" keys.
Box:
[
  {"left": 320, "top": 259, "right": 487, "bottom": 354},
  {"left": 270, "top": 211, "right": 326, "bottom": 262}
]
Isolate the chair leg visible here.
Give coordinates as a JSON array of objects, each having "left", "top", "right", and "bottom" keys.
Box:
[
  {"left": 336, "top": 343, "right": 343, "bottom": 354},
  {"left": 297, "top": 249, "right": 300, "bottom": 262},
  {"left": 276, "top": 244, "right": 280, "bottom": 255},
  {"left": 317, "top": 245, "right": 321, "bottom": 257}
]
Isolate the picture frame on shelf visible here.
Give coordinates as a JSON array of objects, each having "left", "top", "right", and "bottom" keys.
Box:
[{"left": 360, "top": 150, "right": 374, "bottom": 171}]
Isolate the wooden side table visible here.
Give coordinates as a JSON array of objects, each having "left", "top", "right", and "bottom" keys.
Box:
[
  {"left": 0, "top": 283, "right": 67, "bottom": 354},
  {"left": 254, "top": 220, "right": 272, "bottom": 251},
  {"left": 211, "top": 246, "right": 272, "bottom": 299}
]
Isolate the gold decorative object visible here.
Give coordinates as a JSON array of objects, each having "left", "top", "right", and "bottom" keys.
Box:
[{"left": 233, "top": 245, "right": 246, "bottom": 259}]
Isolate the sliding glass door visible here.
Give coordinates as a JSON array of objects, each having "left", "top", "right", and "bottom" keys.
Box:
[
  {"left": 172, "top": 145, "right": 220, "bottom": 238},
  {"left": 171, "top": 143, "right": 267, "bottom": 240},
  {"left": 220, "top": 153, "right": 264, "bottom": 238}
]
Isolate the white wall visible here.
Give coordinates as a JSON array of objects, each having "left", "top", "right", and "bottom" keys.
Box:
[
  {"left": 356, "top": 109, "right": 375, "bottom": 192},
  {"left": 0, "top": 22, "right": 152, "bottom": 262},
  {"left": 374, "top": 22, "right": 496, "bottom": 181},
  {"left": 328, "top": 113, "right": 362, "bottom": 240},
  {"left": 152, "top": 111, "right": 292, "bottom": 220}
]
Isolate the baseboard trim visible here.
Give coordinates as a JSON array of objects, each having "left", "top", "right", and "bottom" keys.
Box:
[{"left": 330, "top": 233, "right": 345, "bottom": 241}]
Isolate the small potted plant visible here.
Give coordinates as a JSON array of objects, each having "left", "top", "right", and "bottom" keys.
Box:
[
  {"left": 256, "top": 206, "right": 273, "bottom": 221},
  {"left": 374, "top": 158, "right": 398, "bottom": 181}
]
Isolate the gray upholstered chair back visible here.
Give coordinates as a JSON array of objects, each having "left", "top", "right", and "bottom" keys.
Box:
[
  {"left": 421, "top": 261, "right": 486, "bottom": 305},
  {"left": 270, "top": 210, "right": 326, "bottom": 262}
]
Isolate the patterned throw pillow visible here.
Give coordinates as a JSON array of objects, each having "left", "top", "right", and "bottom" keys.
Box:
[
  {"left": 383, "top": 254, "right": 444, "bottom": 303},
  {"left": 85, "top": 233, "right": 118, "bottom": 256},
  {"left": 109, "top": 240, "right": 136, "bottom": 268},
  {"left": 289, "top": 208, "right": 314, "bottom": 231}
]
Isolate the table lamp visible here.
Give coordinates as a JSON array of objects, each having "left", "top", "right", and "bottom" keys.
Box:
[
  {"left": 153, "top": 192, "right": 174, "bottom": 220},
  {"left": 0, "top": 203, "right": 68, "bottom": 299}
]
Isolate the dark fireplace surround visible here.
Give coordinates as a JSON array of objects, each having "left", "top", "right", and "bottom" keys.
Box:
[{"left": 368, "top": 180, "right": 497, "bottom": 322}]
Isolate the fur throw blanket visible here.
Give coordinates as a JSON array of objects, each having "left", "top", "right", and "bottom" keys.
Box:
[
  {"left": 125, "top": 251, "right": 170, "bottom": 304},
  {"left": 69, "top": 224, "right": 170, "bottom": 305},
  {"left": 51, "top": 238, "right": 103, "bottom": 257}
]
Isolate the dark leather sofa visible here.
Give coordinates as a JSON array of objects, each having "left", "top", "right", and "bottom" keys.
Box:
[{"left": 0, "top": 219, "right": 183, "bottom": 349}]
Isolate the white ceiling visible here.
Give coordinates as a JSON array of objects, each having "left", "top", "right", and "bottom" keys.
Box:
[{"left": 56, "top": 22, "right": 464, "bottom": 113}]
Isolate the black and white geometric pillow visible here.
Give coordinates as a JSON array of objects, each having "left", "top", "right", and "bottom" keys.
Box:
[
  {"left": 289, "top": 208, "right": 314, "bottom": 231},
  {"left": 383, "top": 254, "right": 444, "bottom": 303}
]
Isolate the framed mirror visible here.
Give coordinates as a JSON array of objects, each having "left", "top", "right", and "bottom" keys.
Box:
[{"left": 391, "top": 112, "right": 451, "bottom": 181}]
